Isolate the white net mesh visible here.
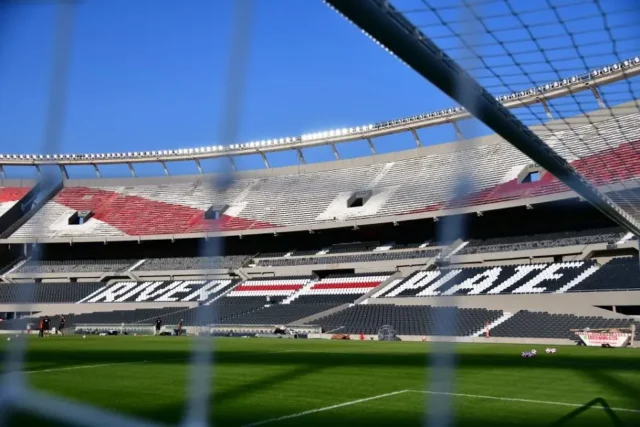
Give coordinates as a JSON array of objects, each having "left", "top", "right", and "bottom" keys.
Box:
[
  {"left": 327, "top": 0, "right": 640, "bottom": 228},
  {"left": 1, "top": 0, "right": 639, "bottom": 426}
]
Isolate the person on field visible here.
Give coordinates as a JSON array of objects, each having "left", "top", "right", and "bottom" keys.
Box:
[
  {"left": 58, "top": 316, "right": 66, "bottom": 336},
  {"left": 38, "top": 318, "right": 44, "bottom": 338},
  {"left": 43, "top": 316, "right": 50, "bottom": 337},
  {"left": 177, "top": 319, "right": 183, "bottom": 336},
  {"left": 155, "top": 318, "right": 162, "bottom": 336}
]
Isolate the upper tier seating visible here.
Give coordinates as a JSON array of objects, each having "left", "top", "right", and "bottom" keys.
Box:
[
  {"left": 375, "top": 261, "right": 602, "bottom": 297},
  {"left": 0, "top": 187, "right": 30, "bottom": 217},
  {"left": 10, "top": 112, "right": 640, "bottom": 239},
  {"left": 489, "top": 310, "right": 639, "bottom": 340},
  {"left": 255, "top": 249, "right": 439, "bottom": 267},
  {"left": 460, "top": 227, "right": 628, "bottom": 255},
  {"left": 16, "top": 259, "right": 136, "bottom": 274},
  {"left": 13, "top": 255, "right": 249, "bottom": 274},
  {"left": 134, "top": 256, "right": 250, "bottom": 271},
  {"left": 310, "top": 304, "right": 503, "bottom": 335}
]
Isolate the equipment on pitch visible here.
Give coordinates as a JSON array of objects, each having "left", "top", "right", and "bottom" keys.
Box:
[
  {"left": 572, "top": 326, "right": 636, "bottom": 348},
  {"left": 378, "top": 325, "right": 400, "bottom": 341}
]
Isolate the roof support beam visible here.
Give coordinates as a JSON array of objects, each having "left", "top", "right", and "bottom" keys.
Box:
[
  {"left": 329, "top": 143, "right": 340, "bottom": 160},
  {"left": 160, "top": 160, "right": 170, "bottom": 176},
  {"left": 410, "top": 128, "right": 422, "bottom": 147},
  {"left": 450, "top": 120, "right": 463, "bottom": 141},
  {"left": 127, "top": 162, "right": 136, "bottom": 177},
  {"left": 92, "top": 164, "right": 101, "bottom": 178},
  {"left": 366, "top": 137, "right": 377, "bottom": 155},
  {"left": 0, "top": 165, "right": 5, "bottom": 180},
  {"left": 296, "top": 148, "right": 306, "bottom": 164},
  {"left": 59, "top": 165, "right": 69, "bottom": 180},
  {"left": 540, "top": 98, "right": 553, "bottom": 120},
  {"left": 228, "top": 156, "right": 237, "bottom": 172},
  {"left": 258, "top": 151, "right": 270, "bottom": 168},
  {"left": 194, "top": 158, "right": 203, "bottom": 174},
  {"left": 324, "top": 0, "right": 640, "bottom": 237},
  {"left": 590, "top": 85, "right": 607, "bottom": 109},
  {"left": 34, "top": 165, "right": 41, "bottom": 178}
]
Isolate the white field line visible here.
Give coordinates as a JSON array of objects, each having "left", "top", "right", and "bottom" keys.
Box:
[
  {"left": 243, "top": 388, "right": 640, "bottom": 426},
  {"left": 408, "top": 390, "right": 640, "bottom": 414},
  {"left": 242, "top": 390, "right": 410, "bottom": 427},
  {"left": 22, "top": 357, "right": 184, "bottom": 375},
  {"left": 18, "top": 348, "right": 296, "bottom": 375}
]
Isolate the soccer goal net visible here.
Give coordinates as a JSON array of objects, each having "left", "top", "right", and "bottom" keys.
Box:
[{"left": 326, "top": 0, "right": 640, "bottom": 236}]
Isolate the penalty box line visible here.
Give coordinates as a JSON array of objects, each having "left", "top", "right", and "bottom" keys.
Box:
[{"left": 243, "top": 389, "right": 640, "bottom": 427}]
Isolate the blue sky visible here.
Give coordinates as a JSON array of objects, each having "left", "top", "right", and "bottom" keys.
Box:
[{"left": 0, "top": 0, "right": 638, "bottom": 179}]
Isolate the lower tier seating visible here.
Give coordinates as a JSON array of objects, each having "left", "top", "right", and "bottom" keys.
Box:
[
  {"left": 0, "top": 282, "right": 104, "bottom": 303},
  {"left": 489, "top": 310, "right": 640, "bottom": 340},
  {"left": 310, "top": 304, "right": 502, "bottom": 336},
  {"left": 72, "top": 307, "right": 188, "bottom": 325},
  {"left": 216, "top": 303, "right": 340, "bottom": 325}
]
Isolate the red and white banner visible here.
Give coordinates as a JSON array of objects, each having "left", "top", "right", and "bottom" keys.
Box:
[{"left": 576, "top": 332, "right": 632, "bottom": 347}]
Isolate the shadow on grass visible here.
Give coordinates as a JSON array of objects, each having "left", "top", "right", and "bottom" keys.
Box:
[
  {"left": 10, "top": 347, "right": 640, "bottom": 373},
  {"left": 548, "top": 397, "right": 626, "bottom": 427}
]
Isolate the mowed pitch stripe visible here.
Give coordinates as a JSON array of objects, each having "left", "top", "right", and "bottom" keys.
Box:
[{"left": 243, "top": 389, "right": 640, "bottom": 426}]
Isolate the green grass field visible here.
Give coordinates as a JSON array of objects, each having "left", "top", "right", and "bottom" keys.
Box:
[{"left": 1, "top": 335, "right": 639, "bottom": 426}]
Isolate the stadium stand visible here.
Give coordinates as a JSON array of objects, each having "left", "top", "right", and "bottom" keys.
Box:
[
  {"left": 0, "top": 282, "right": 104, "bottom": 303},
  {"left": 72, "top": 307, "right": 188, "bottom": 325},
  {"left": 489, "top": 310, "right": 640, "bottom": 340},
  {"left": 213, "top": 303, "right": 340, "bottom": 325},
  {"left": 224, "top": 276, "right": 315, "bottom": 300},
  {"left": 152, "top": 302, "right": 265, "bottom": 326},
  {"left": 16, "top": 259, "right": 136, "bottom": 274},
  {"left": 309, "top": 304, "right": 503, "bottom": 336},
  {"left": 459, "top": 227, "right": 628, "bottom": 255},
  {"left": 254, "top": 249, "right": 439, "bottom": 267},
  {"left": 0, "top": 187, "right": 30, "bottom": 217},
  {"left": 134, "top": 255, "right": 250, "bottom": 271},
  {"left": 79, "top": 279, "right": 237, "bottom": 304},
  {"left": 376, "top": 261, "right": 601, "bottom": 297},
  {"left": 288, "top": 273, "right": 392, "bottom": 304},
  {"left": 569, "top": 256, "right": 640, "bottom": 292},
  {"left": 7, "top": 112, "right": 640, "bottom": 239}
]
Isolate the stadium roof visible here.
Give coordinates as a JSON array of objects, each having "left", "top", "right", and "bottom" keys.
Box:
[{"left": 0, "top": 58, "right": 638, "bottom": 176}]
